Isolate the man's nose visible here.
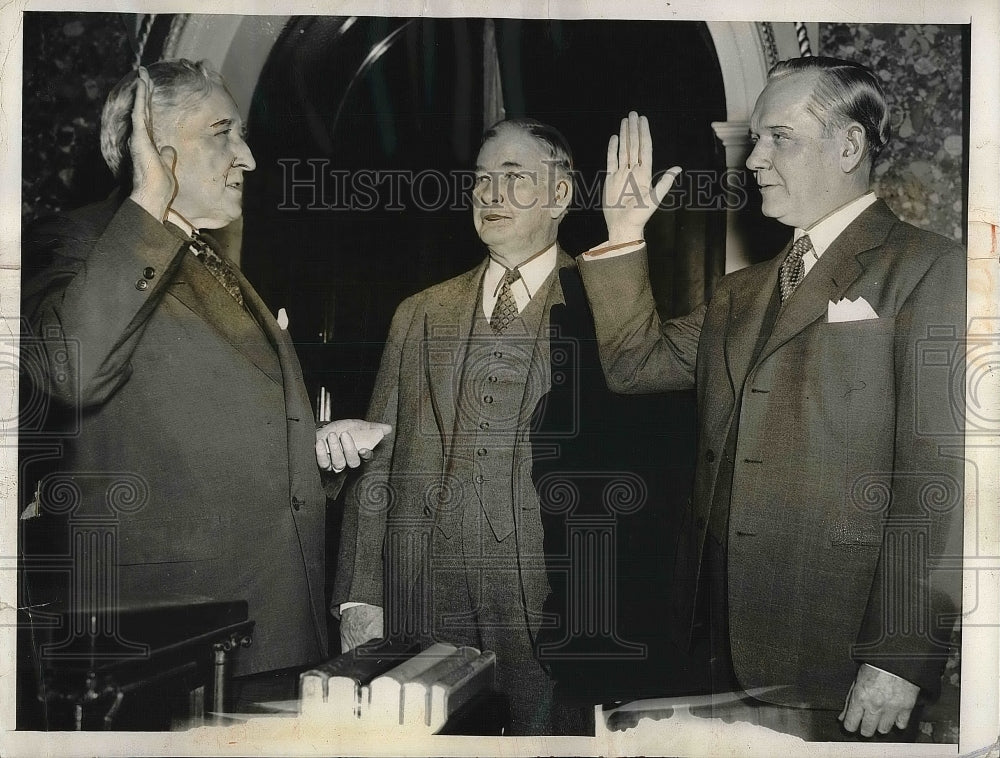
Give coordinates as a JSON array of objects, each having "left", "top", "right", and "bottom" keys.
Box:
[
  {"left": 234, "top": 137, "right": 256, "bottom": 172},
  {"left": 745, "top": 141, "right": 768, "bottom": 172},
  {"left": 475, "top": 178, "right": 503, "bottom": 205}
]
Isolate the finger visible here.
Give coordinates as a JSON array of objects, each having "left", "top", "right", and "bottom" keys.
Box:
[
  {"left": 373, "top": 422, "right": 392, "bottom": 436},
  {"left": 607, "top": 134, "right": 619, "bottom": 174},
  {"left": 895, "top": 706, "right": 912, "bottom": 730},
  {"left": 859, "top": 707, "right": 881, "bottom": 738},
  {"left": 340, "top": 431, "right": 362, "bottom": 469},
  {"left": 651, "top": 166, "right": 682, "bottom": 206},
  {"left": 876, "top": 709, "right": 896, "bottom": 734},
  {"left": 314, "top": 435, "right": 332, "bottom": 470},
  {"left": 837, "top": 680, "right": 854, "bottom": 721},
  {"left": 840, "top": 691, "right": 864, "bottom": 732},
  {"left": 618, "top": 117, "right": 628, "bottom": 169},
  {"left": 351, "top": 422, "right": 389, "bottom": 454},
  {"left": 325, "top": 433, "right": 348, "bottom": 472},
  {"left": 133, "top": 69, "right": 150, "bottom": 131},
  {"left": 131, "top": 71, "right": 155, "bottom": 150},
  {"left": 628, "top": 111, "right": 640, "bottom": 168},
  {"left": 638, "top": 114, "right": 653, "bottom": 173}
]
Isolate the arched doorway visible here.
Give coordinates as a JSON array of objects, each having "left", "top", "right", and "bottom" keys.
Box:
[{"left": 238, "top": 16, "right": 728, "bottom": 417}]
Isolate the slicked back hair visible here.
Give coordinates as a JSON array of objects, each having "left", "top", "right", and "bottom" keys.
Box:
[
  {"left": 482, "top": 118, "right": 574, "bottom": 175},
  {"left": 100, "top": 59, "right": 227, "bottom": 186},
  {"left": 768, "top": 56, "right": 891, "bottom": 165}
]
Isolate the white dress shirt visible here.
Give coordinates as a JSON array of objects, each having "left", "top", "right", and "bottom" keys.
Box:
[
  {"left": 582, "top": 192, "right": 879, "bottom": 276},
  {"left": 796, "top": 192, "right": 877, "bottom": 276},
  {"left": 481, "top": 243, "right": 558, "bottom": 319}
]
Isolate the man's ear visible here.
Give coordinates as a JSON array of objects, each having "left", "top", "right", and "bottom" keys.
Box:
[
  {"left": 550, "top": 176, "right": 573, "bottom": 220},
  {"left": 840, "top": 123, "right": 867, "bottom": 173}
]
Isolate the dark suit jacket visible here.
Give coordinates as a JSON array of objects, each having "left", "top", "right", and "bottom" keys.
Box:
[
  {"left": 21, "top": 195, "right": 330, "bottom": 676},
  {"left": 579, "top": 200, "right": 965, "bottom": 709}
]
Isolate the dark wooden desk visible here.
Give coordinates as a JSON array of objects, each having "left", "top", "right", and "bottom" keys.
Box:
[{"left": 25, "top": 594, "right": 253, "bottom": 730}]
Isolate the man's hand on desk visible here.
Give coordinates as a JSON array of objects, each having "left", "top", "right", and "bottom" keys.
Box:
[
  {"left": 339, "top": 604, "right": 384, "bottom": 653},
  {"left": 839, "top": 663, "right": 920, "bottom": 737},
  {"left": 315, "top": 420, "right": 392, "bottom": 473},
  {"left": 603, "top": 111, "right": 681, "bottom": 245}
]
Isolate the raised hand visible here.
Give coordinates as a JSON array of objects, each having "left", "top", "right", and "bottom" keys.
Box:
[
  {"left": 128, "top": 67, "right": 179, "bottom": 223},
  {"left": 603, "top": 111, "right": 682, "bottom": 244}
]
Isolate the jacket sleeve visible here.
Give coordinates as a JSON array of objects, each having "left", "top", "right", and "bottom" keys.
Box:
[
  {"left": 331, "top": 294, "right": 420, "bottom": 609},
  {"left": 22, "top": 199, "right": 189, "bottom": 407},
  {"left": 853, "top": 247, "right": 966, "bottom": 695},
  {"left": 577, "top": 247, "right": 703, "bottom": 393}
]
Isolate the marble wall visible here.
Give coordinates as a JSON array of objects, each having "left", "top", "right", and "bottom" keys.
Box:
[
  {"left": 22, "top": 12, "right": 133, "bottom": 225},
  {"left": 820, "top": 23, "right": 966, "bottom": 243}
]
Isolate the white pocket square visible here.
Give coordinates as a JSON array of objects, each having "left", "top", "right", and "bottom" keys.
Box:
[
  {"left": 277, "top": 307, "right": 289, "bottom": 330},
  {"left": 827, "top": 296, "right": 879, "bottom": 323}
]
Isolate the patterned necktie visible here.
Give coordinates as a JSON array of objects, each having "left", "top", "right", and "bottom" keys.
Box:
[
  {"left": 490, "top": 268, "right": 522, "bottom": 334},
  {"left": 779, "top": 234, "right": 813, "bottom": 302},
  {"left": 191, "top": 232, "right": 244, "bottom": 307}
]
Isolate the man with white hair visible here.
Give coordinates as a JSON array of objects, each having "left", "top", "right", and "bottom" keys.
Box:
[{"left": 21, "top": 59, "right": 388, "bottom": 708}]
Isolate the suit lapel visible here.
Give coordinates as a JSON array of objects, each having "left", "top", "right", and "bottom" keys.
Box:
[
  {"left": 758, "top": 200, "right": 896, "bottom": 363},
  {"left": 424, "top": 261, "right": 487, "bottom": 443},
  {"left": 167, "top": 252, "right": 283, "bottom": 386},
  {"left": 724, "top": 254, "right": 783, "bottom": 394}
]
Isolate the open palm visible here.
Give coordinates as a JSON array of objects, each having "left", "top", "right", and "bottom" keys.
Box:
[{"left": 603, "top": 111, "right": 681, "bottom": 244}]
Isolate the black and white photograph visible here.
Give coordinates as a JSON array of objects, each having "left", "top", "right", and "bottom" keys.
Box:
[{"left": 1, "top": 1, "right": 997, "bottom": 755}]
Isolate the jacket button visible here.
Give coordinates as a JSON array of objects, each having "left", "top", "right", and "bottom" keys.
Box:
[
  {"left": 493, "top": 351, "right": 502, "bottom": 359},
  {"left": 291, "top": 496, "right": 304, "bottom": 511},
  {"left": 488, "top": 375, "right": 498, "bottom": 383},
  {"left": 143, "top": 266, "right": 156, "bottom": 280},
  {"left": 474, "top": 475, "right": 484, "bottom": 484},
  {"left": 483, "top": 395, "right": 493, "bottom": 404},
  {"left": 476, "top": 448, "right": 488, "bottom": 457},
  {"left": 705, "top": 449, "right": 716, "bottom": 463},
  {"left": 479, "top": 421, "right": 490, "bottom": 431},
  {"left": 135, "top": 279, "right": 149, "bottom": 291}
]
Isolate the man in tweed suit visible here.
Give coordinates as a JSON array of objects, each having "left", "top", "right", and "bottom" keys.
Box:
[
  {"left": 333, "top": 119, "right": 602, "bottom": 735},
  {"left": 579, "top": 58, "right": 964, "bottom": 740}
]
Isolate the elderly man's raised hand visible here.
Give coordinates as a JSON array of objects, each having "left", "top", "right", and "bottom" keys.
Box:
[
  {"left": 128, "top": 67, "right": 178, "bottom": 223},
  {"left": 316, "top": 419, "right": 393, "bottom": 473},
  {"left": 604, "top": 111, "right": 682, "bottom": 244}
]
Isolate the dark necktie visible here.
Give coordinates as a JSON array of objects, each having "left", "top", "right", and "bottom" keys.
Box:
[
  {"left": 490, "top": 268, "right": 522, "bottom": 334},
  {"left": 191, "top": 232, "right": 244, "bottom": 307},
  {"left": 779, "top": 234, "right": 813, "bottom": 302}
]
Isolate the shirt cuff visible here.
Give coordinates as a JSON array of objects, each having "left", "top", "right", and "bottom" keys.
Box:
[
  {"left": 335, "top": 601, "right": 370, "bottom": 618},
  {"left": 861, "top": 663, "right": 915, "bottom": 687},
  {"left": 581, "top": 239, "right": 645, "bottom": 260}
]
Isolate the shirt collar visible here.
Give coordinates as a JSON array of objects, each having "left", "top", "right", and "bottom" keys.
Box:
[
  {"left": 165, "top": 209, "right": 197, "bottom": 239},
  {"left": 794, "top": 192, "right": 877, "bottom": 257},
  {"left": 484, "top": 242, "right": 558, "bottom": 300}
]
